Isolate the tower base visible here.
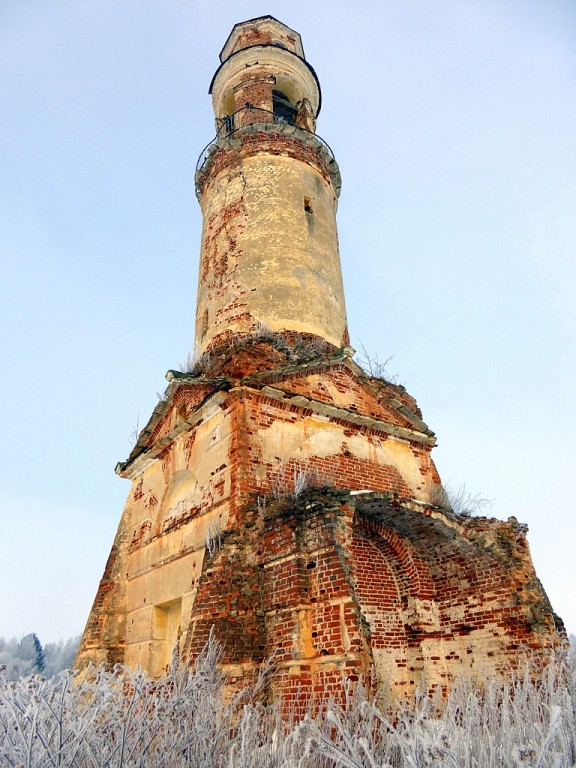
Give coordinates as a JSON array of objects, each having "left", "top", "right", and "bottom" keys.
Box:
[{"left": 76, "top": 338, "right": 563, "bottom": 704}]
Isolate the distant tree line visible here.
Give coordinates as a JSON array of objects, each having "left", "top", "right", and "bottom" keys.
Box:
[
  {"left": 0, "top": 633, "right": 79, "bottom": 680},
  {"left": 1, "top": 633, "right": 573, "bottom": 681}
]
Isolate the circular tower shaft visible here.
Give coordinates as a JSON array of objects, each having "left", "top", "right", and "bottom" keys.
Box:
[{"left": 194, "top": 16, "right": 348, "bottom": 356}]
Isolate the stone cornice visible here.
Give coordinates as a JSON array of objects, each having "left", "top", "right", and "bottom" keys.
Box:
[
  {"left": 243, "top": 352, "right": 433, "bottom": 438},
  {"left": 116, "top": 356, "right": 436, "bottom": 480},
  {"left": 252, "top": 384, "right": 436, "bottom": 446},
  {"left": 115, "top": 381, "right": 228, "bottom": 480}
]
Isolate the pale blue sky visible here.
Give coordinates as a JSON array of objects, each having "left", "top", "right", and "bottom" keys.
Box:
[{"left": 1, "top": 0, "right": 574, "bottom": 643}]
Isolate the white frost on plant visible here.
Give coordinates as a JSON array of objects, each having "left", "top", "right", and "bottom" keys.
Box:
[{"left": 0, "top": 642, "right": 574, "bottom": 767}]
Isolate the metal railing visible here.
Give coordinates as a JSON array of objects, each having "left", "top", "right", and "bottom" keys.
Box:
[
  {"left": 215, "top": 104, "right": 297, "bottom": 138},
  {"left": 195, "top": 104, "right": 336, "bottom": 177}
]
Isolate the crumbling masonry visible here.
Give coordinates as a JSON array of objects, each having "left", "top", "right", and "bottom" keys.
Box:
[{"left": 76, "top": 16, "right": 563, "bottom": 704}]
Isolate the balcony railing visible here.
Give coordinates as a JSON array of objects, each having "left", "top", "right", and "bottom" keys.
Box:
[{"left": 195, "top": 104, "right": 336, "bottom": 177}]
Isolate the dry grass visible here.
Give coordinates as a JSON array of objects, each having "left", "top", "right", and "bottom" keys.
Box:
[{"left": 1, "top": 640, "right": 574, "bottom": 767}]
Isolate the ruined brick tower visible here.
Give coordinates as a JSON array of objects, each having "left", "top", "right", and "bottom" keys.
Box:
[{"left": 76, "top": 16, "right": 562, "bottom": 702}]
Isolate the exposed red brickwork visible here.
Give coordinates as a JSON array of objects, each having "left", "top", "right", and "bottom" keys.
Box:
[
  {"left": 224, "top": 20, "right": 300, "bottom": 60},
  {"left": 79, "top": 351, "right": 563, "bottom": 705},
  {"left": 129, "top": 519, "right": 152, "bottom": 552},
  {"left": 161, "top": 504, "right": 201, "bottom": 535},
  {"left": 229, "top": 28, "right": 274, "bottom": 55},
  {"left": 357, "top": 512, "right": 436, "bottom": 600},
  {"left": 184, "top": 532, "right": 267, "bottom": 667},
  {"left": 228, "top": 386, "right": 415, "bottom": 499},
  {"left": 200, "top": 201, "right": 245, "bottom": 284},
  {"left": 183, "top": 490, "right": 372, "bottom": 709},
  {"left": 179, "top": 481, "right": 561, "bottom": 708},
  {"left": 197, "top": 132, "right": 338, "bottom": 199},
  {"left": 260, "top": 364, "right": 419, "bottom": 429},
  {"left": 233, "top": 76, "right": 275, "bottom": 123},
  {"left": 200, "top": 335, "right": 337, "bottom": 376},
  {"left": 352, "top": 531, "right": 407, "bottom": 648},
  {"left": 77, "top": 535, "right": 127, "bottom": 666},
  {"left": 77, "top": 18, "right": 564, "bottom": 702},
  {"left": 137, "top": 384, "right": 215, "bottom": 448},
  {"left": 354, "top": 501, "right": 560, "bottom": 679}
]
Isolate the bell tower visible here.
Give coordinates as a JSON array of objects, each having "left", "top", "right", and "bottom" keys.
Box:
[
  {"left": 76, "top": 16, "right": 562, "bottom": 706},
  {"left": 194, "top": 16, "right": 348, "bottom": 356}
]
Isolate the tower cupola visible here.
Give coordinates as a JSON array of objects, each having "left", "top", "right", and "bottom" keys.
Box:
[
  {"left": 194, "top": 16, "right": 348, "bottom": 357},
  {"left": 210, "top": 16, "right": 320, "bottom": 134}
]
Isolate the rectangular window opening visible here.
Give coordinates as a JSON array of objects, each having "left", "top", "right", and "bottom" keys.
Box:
[{"left": 151, "top": 598, "right": 182, "bottom": 676}]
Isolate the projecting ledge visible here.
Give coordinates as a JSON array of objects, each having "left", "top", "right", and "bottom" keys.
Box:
[
  {"left": 257, "top": 385, "right": 436, "bottom": 446},
  {"left": 195, "top": 121, "right": 341, "bottom": 198}
]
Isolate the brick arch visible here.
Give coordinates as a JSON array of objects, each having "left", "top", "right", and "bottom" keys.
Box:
[
  {"left": 354, "top": 503, "right": 509, "bottom": 609},
  {"left": 351, "top": 502, "right": 553, "bottom": 681},
  {"left": 351, "top": 528, "right": 407, "bottom": 651},
  {"left": 351, "top": 513, "right": 445, "bottom": 692},
  {"left": 354, "top": 510, "right": 435, "bottom": 601}
]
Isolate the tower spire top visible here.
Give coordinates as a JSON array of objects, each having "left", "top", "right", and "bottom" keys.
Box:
[
  {"left": 209, "top": 16, "right": 321, "bottom": 121},
  {"left": 219, "top": 16, "right": 305, "bottom": 62}
]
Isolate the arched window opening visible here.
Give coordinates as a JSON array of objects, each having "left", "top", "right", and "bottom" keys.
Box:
[{"left": 273, "top": 90, "right": 296, "bottom": 125}]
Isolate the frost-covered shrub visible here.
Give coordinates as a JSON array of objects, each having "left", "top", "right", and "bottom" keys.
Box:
[
  {"left": 1, "top": 641, "right": 575, "bottom": 767},
  {"left": 309, "top": 660, "right": 576, "bottom": 767}
]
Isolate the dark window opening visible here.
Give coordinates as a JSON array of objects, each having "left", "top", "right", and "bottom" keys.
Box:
[
  {"left": 201, "top": 308, "right": 209, "bottom": 339},
  {"left": 273, "top": 90, "right": 296, "bottom": 125},
  {"left": 304, "top": 197, "right": 313, "bottom": 214}
]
